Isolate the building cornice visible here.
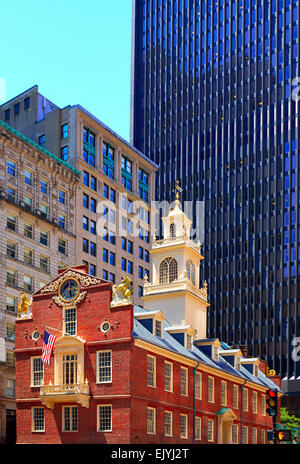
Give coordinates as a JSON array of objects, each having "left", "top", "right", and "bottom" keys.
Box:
[
  {"left": 133, "top": 338, "right": 272, "bottom": 392},
  {"left": 0, "top": 120, "right": 81, "bottom": 177}
]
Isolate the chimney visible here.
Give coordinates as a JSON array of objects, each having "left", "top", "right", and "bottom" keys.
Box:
[
  {"left": 259, "top": 359, "right": 267, "bottom": 375},
  {"left": 240, "top": 345, "right": 248, "bottom": 358}
]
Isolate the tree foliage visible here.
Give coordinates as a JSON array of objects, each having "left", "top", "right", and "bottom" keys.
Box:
[{"left": 280, "top": 407, "right": 300, "bottom": 430}]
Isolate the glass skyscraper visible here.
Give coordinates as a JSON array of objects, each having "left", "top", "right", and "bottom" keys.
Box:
[{"left": 131, "top": 0, "right": 300, "bottom": 390}]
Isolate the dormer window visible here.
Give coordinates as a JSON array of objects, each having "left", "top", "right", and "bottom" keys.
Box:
[
  {"left": 134, "top": 310, "right": 165, "bottom": 339},
  {"left": 240, "top": 358, "right": 260, "bottom": 377},
  {"left": 186, "top": 260, "right": 196, "bottom": 285},
  {"left": 219, "top": 348, "right": 242, "bottom": 370},
  {"left": 154, "top": 319, "right": 162, "bottom": 338},
  {"left": 170, "top": 223, "right": 176, "bottom": 238},
  {"left": 166, "top": 325, "right": 195, "bottom": 349},
  {"left": 194, "top": 339, "right": 221, "bottom": 361},
  {"left": 212, "top": 345, "right": 219, "bottom": 362},
  {"left": 159, "top": 257, "right": 178, "bottom": 284},
  {"left": 186, "top": 334, "right": 193, "bottom": 350},
  {"left": 235, "top": 357, "right": 241, "bottom": 371}
]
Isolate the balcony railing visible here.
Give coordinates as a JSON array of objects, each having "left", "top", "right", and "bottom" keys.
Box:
[{"left": 40, "top": 382, "right": 90, "bottom": 409}]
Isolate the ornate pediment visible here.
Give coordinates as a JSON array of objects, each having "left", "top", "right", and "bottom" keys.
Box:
[{"left": 39, "top": 269, "right": 102, "bottom": 295}]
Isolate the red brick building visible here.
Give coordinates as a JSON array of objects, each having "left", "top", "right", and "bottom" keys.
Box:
[{"left": 15, "top": 201, "right": 281, "bottom": 444}]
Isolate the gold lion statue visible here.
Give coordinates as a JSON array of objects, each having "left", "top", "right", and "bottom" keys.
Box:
[
  {"left": 17, "top": 293, "right": 32, "bottom": 318},
  {"left": 112, "top": 275, "right": 132, "bottom": 303}
]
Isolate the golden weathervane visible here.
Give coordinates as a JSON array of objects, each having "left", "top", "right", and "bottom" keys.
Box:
[{"left": 175, "top": 180, "right": 182, "bottom": 201}]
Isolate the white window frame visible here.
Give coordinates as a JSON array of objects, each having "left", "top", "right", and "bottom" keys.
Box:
[
  {"left": 186, "top": 333, "right": 193, "bottom": 350},
  {"left": 221, "top": 380, "right": 227, "bottom": 406},
  {"left": 261, "top": 394, "right": 266, "bottom": 416},
  {"left": 195, "top": 372, "right": 202, "bottom": 400},
  {"left": 208, "top": 419, "right": 214, "bottom": 442},
  {"left": 252, "top": 427, "right": 257, "bottom": 444},
  {"left": 154, "top": 319, "right": 162, "bottom": 338},
  {"left": 180, "top": 366, "right": 188, "bottom": 396},
  {"left": 243, "top": 426, "right": 248, "bottom": 444},
  {"left": 63, "top": 306, "right": 77, "bottom": 336},
  {"left": 232, "top": 424, "right": 239, "bottom": 444},
  {"left": 212, "top": 345, "right": 219, "bottom": 361},
  {"left": 147, "top": 355, "right": 156, "bottom": 388},
  {"left": 62, "top": 405, "right": 78, "bottom": 432},
  {"left": 252, "top": 391, "right": 258, "bottom": 414},
  {"left": 208, "top": 376, "right": 214, "bottom": 403},
  {"left": 147, "top": 407, "right": 156, "bottom": 434},
  {"left": 195, "top": 416, "right": 201, "bottom": 441},
  {"left": 164, "top": 361, "right": 173, "bottom": 392},
  {"left": 96, "top": 350, "right": 112, "bottom": 383},
  {"left": 97, "top": 404, "right": 112, "bottom": 432},
  {"left": 180, "top": 414, "right": 188, "bottom": 438},
  {"left": 233, "top": 384, "right": 239, "bottom": 409},
  {"left": 31, "top": 406, "right": 45, "bottom": 432},
  {"left": 30, "top": 356, "right": 44, "bottom": 387},
  {"left": 243, "top": 388, "right": 249, "bottom": 412},
  {"left": 164, "top": 411, "right": 172, "bottom": 437}
]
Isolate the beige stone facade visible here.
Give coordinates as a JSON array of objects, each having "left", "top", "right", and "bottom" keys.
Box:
[
  {"left": 0, "top": 86, "right": 158, "bottom": 305},
  {"left": 0, "top": 121, "right": 80, "bottom": 442},
  {"left": 73, "top": 106, "right": 157, "bottom": 304}
]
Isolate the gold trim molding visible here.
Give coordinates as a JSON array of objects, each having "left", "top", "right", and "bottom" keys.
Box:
[
  {"left": 40, "top": 270, "right": 102, "bottom": 294},
  {"left": 52, "top": 291, "right": 87, "bottom": 308},
  {"left": 133, "top": 339, "right": 272, "bottom": 392}
]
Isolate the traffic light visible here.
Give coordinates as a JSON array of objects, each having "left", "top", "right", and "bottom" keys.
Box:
[
  {"left": 266, "top": 389, "right": 278, "bottom": 417},
  {"left": 276, "top": 430, "right": 291, "bottom": 442}
]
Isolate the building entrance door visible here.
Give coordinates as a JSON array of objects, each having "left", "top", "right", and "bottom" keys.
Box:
[
  {"left": 6, "top": 409, "right": 16, "bottom": 444},
  {"left": 221, "top": 421, "right": 231, "bottom": 444},
  {"left": 217, "top": 408, "right": 237, "bottom": 444}
]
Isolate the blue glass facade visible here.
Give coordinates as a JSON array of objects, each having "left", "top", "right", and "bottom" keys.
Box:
[{"left": 131, "top": 0, "right": 300, "bottom": 379}]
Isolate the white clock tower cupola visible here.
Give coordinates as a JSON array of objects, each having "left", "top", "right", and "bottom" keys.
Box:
[{"left": 143, "top": 186, "right": 209, "bottom": 339}]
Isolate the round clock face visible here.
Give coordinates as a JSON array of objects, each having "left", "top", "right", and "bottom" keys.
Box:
[{"left": 59, "top": 279, "right": 80, "bottom": 302}]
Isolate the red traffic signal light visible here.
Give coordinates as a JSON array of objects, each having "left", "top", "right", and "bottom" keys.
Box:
[{"left": 266, "top": 389, "right": 278, "bottom": 417}]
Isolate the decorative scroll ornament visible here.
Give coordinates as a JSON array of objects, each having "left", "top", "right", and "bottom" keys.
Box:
[
  {"left": 111, "top": 275, "right": 132, "bottom": 307},
  {"left": 40, "top": 270, "right": 102, "bottom": 294},
  {"left": 267, "top": 366, "right": 276, "bottom": 377},
  {"left": 17, "top": 293, "right": 33, "bottom": 319},
  {"left": 52, "top": 291, "right": 87, "bottom": 308}
]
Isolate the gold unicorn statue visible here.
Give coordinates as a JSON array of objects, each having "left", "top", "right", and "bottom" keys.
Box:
[
  {"left": 112, "top": 275, "right": 132, "bottom": 305},
  {"left": 17, "top": 292, "right": 33, "bottom": 318}
]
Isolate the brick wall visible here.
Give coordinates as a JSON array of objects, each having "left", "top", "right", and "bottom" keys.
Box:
[{"left": 15, "top": 268, "right": 276, "bottom": 444}]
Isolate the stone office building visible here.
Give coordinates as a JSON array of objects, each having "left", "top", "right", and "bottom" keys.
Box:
[
  {"left": 0, "top": 120, "right": 80, "bottom": 443},
  {"left": 0, "top": 86, "right": 158, "bottom": 305}
]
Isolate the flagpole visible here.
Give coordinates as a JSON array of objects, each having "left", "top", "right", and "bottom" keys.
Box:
[{"left": 42, "top": 324, "right": 63, "bottom": 334}]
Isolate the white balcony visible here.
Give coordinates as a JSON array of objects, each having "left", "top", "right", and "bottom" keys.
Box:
[{"left": 40, "top": 381, "right": 90, "bottom": 409}]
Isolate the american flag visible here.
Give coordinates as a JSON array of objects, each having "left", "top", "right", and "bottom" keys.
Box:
[{"left": 42, "top": 329, "right": 56, "bottom": 365}]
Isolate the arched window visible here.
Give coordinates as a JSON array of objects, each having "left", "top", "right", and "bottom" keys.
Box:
[
  {"left": 159, "top": 259, "right": 168, "bottom": 284},
  {"left": 170, "top": 223, "right": 176, "bottom": 238},
  {"left": 159, "top": 257, "right": 178, "bottom": 284},
  {"left": 186, "top": 260, "right": 195, "bottom": 285},
  {"left": 168, "top": 258, "right": 178, "bottom": 282}
]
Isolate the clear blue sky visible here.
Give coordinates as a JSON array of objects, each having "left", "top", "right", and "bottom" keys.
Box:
[{"left": 0, "top": 0, "right": 132, "bottom": 141}]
